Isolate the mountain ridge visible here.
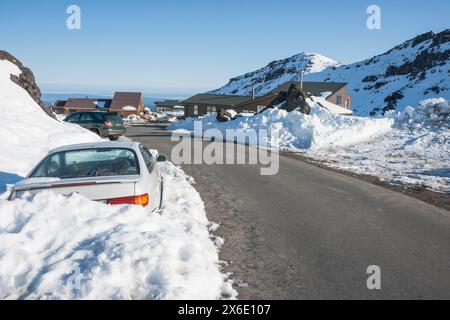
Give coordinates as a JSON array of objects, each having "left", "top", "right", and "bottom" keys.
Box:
[{"left": 212, "top": 29, "right": 450, "bottom": 116}]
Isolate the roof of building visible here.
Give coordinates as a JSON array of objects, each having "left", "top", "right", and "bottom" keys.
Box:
[
  {"left": 63, "top": 98, "right": 112, "bottom": 109},
  {"left": 270, "top": 81, "right": 348, "bottom": 96},
  {"left": 54, "top": 100, "right": 67, "bottom": 107},
  {"left": 110, "top": 92, "right": 143, "bottom": 110},
  {"left": 181, "top": 94, "right": 253, "bottom": 106},
  {"left": 155, "top": 99, "right": 182, "bottom": 107}
]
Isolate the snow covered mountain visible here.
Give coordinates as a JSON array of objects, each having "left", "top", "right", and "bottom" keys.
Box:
[
  {"left": 212, "top": 29, "right": 450, "bottom": 116},
  {"left": 211, "top": 53, "right": 339, "bottom": 96}
]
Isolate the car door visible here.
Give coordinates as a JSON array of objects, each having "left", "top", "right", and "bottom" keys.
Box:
[
  {"left": 79, "top": 113, "right": 95, "bottom": 131},
  {"left": 138, "top": 145, "right": 161, "bottom": 210}
]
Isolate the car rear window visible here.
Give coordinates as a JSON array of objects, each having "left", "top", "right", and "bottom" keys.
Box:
[
  {"left": 30, "top": 148, "right": 140, "bottom": 179},
  {"left": 105, "top": 114, "right": 123, "bottom": 123}
]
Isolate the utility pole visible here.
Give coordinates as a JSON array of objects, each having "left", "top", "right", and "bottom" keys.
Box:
[
  {"left": 300, "top": 68, "right": 305, "bottom": 90},
  {"left": 252, "top": 84, "right": 256, "bottom": 100}
]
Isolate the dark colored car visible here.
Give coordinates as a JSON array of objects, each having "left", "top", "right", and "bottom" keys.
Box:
[{"left": 64, "top": 112, "right": 126, "bottom": 140}]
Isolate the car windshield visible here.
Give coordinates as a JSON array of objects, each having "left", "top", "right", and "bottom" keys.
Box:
[{"left": 30, "top": 148, "right": 139, "bottom": 179}]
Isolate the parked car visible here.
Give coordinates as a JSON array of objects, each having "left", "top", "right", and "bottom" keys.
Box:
[
  {"left": 64, "top": 112, "right": 126, "bottom": 140},
  {"left": 9, "top": 142, "right": 167, "bottom": 213}
]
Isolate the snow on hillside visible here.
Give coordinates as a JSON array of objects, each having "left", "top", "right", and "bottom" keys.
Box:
[
  {"left": 307, "top": 30, "right": 450, "bottom": 115},
  {"left": 211, "top": 30, "right": 450, "bottom": 116},
  {"left": 211, "top": 53, "right": 339, "bottom": 96},
  {"left": 0, "top": 58, "right": 100, "bottom": 188},
  {"left": 0, "top": 56, "right": 235, "bottom": 299},
  {"left": 169, "top": 98, "right": 450, "bottom": 193}
]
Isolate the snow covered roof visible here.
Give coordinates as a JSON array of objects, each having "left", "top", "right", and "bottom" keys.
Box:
[
  {"left": 271, "top": 81, "right": 347, "bottom": 96},
  {"left": 181, "top": 94, "right": 253, "bottom": 106},
  {"left": 309, "top": 96, "right": 353, "bottom": 115}
]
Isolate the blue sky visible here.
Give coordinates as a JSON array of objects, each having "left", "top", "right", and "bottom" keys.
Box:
[{"left": 0, "top": 0, "right": 449, "bottom": 95}]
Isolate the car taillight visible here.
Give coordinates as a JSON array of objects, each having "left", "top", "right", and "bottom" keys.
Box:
[
  {"left": 107, "top": 194, "right": 149, "bottom": 207},
  {"left": 104, "top": 121, "right": 113, "bottom": 127}
]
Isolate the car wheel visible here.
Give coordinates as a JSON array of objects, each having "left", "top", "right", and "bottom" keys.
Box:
[{"left": 109, "top": 136, "right": 119, "bottom": 141}]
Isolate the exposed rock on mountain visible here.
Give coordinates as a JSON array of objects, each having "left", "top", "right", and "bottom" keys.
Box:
[{"left": 0, "top": 50, "right": 54, "bottom": 118}]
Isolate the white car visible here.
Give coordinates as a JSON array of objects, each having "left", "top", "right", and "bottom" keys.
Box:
[{"left": 9, "top": 142, "right": 166, "bottom": 213}]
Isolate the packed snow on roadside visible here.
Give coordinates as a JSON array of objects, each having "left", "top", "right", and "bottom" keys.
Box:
[
  {"left": 312, "top": 98, "right": 450, "bottom": 193},
  {"left": 0, "top": 162, "right": 235, "bottom": 300},
  {"left": 0, "top": 58, "right": 235, "bottom": 300},
  {"left": 169, "top": 98, "right": 393, "bottom": 150},
  {"left": 169, "top": 98, "right": 450, "bottom": 193}
]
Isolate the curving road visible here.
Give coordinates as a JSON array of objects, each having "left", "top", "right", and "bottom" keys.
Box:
[{"left": 127, "top": 124, "right": 450, "bottom": 300}]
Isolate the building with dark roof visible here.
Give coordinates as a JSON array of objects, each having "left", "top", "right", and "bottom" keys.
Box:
[
  {"left": 109, "top": 92, "right": 144, "bottom": 114},
  {"left": 235, "top": 81, "right": 352, "bottom": 114},
  {"left": 155, "top": 100, "right": 184, "bottom": 112},
  {"left": 182, "top": 81, "right": 351, "bottom": 118},
  {"left": 181, "top": 94, "right": 254, "bottom": 117},
  {"left": 53, "top": 92, "right": 144, "bottom": 116}
]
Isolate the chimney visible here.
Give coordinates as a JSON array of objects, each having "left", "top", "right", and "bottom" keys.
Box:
[
  {"left": 300, "top": 68, "right": 305, "bottom": 90},
  {"left": 252, "top": 84, "right": 256, "bottom": 100}
]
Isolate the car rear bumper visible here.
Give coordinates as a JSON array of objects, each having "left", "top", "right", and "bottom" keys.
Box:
[{"left": 102, "top": 128, "right": 127, "bottom": 136}]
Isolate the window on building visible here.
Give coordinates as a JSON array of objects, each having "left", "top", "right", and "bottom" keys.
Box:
[
  {"left": 206, "top": 106, "right": 217, "bottom": 115},
  {"left": 336, "top": 96, "right": 342, "bottom": 106},
  {"left": 345, "top": 99, "right": 349, "bottom": 109},
  {"left": 193, "top": 105, "right": 198, "bottom": 116},
  {"left": 257, "top": 106, "right": 265, "bottom": 113}
]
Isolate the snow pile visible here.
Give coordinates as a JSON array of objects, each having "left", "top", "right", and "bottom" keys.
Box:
[
  {"left": 169, "top": 102, "right": 393, "bottom": 150},
  {"left": 398, "top": 98, "right": 450, "bottom": 127},
  {"left": 0, "top": 59, "right": 100, "bottom": 183},
  {"left": 0, "top": 161, "right": 235, "bottom": 300},
  {"left": 124, "top": 111, "right": 178, "bottom": 125},
  {"left": 305, "top": 98, "right": 450, "bottom": 193},
  {"left": 169, "top": 98, "right": 450, "bottom": 193}
]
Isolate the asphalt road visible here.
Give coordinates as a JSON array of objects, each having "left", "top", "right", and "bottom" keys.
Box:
[{"left": 127, "top": 125, "right": 450, "bottom": 300}]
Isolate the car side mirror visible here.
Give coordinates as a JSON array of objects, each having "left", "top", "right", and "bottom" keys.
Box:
[{"left": 157, "top": 154, "right": 167, "bottom": 162}]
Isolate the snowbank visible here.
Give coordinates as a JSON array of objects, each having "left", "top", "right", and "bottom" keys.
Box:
[
  {"left": 397, "top": 98, "right": 449, "bottom": 127},
  {"left": 0, "top": 59, "right": 100, "bottom": 182},
  {"left": 169, "top": 98, "right": 450, "bottom": 193},
  {"left": 169, "top": 102, "right": 393, "bottom": 150},
  {"left": 124, "top": 111, "right": 178, "bottom": 125},
  {"left": 0, "top": 162, "right": 235, "bottom": 300}
]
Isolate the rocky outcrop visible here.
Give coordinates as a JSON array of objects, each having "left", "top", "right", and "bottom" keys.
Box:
[
  {"left": 0, "top": 50, "right": 55, "bottom": 119},
  {"left": 264, "top": 84, "right": 310, "bottom": 114}
]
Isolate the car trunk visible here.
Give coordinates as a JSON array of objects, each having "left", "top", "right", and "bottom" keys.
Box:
[{"left": 13, "top": 175, "right": 140, "bottom": 202}]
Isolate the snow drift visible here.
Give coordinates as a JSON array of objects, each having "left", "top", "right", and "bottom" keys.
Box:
[
  {"left": 0, "top": 162, "right": 234, "bottom": 300},
  {"left": 169, "top": 99, "right": 393, "bottom": 150},
  {"left": 0, "top": 59, "right": 100, "bottom": 182},
  {"left": 169, "top": 98, "right": 450, "bottom": 193}
]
